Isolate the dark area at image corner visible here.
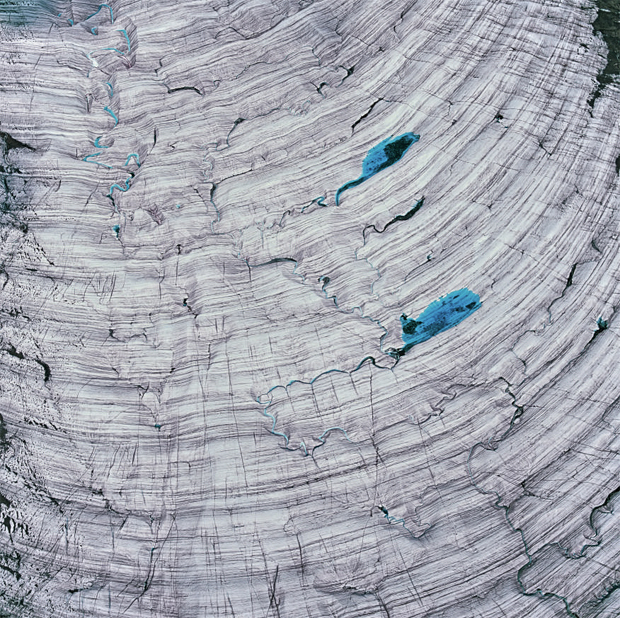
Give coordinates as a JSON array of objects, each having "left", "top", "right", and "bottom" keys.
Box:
[{"left": 590, "top": 0, "right": 620, "bottom": 105}]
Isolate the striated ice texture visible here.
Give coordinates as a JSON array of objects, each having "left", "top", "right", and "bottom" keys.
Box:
[{"left": 1, "top": 0, "right": 620, "bottom": 617}]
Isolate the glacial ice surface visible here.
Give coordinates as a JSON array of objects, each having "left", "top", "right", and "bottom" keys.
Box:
[{"left": 1, "top": 0, "right": 620, "bottom": 617}]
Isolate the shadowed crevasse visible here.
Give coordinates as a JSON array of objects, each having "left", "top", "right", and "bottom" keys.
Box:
[
  {"left": 363, "top": 197, "right": 424, "bottom": 238},
  {"left": 393, "top": 288, "right": 482, "bottom": 356},
  {"left": 335, "top": 132, "right": 420, "bottom": 205}
]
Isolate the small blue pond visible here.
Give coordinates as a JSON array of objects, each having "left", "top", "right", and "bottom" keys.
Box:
[
  {"left": 399, "top": 289, "right": 481, "bottom": 354},
  {"left": 335, "top": 132, "right": 420, "bottom": 205}
]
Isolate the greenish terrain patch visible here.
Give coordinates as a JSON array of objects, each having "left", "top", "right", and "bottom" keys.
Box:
[{"left": 589, "top": 0, "right": 620, "bottom": 106}]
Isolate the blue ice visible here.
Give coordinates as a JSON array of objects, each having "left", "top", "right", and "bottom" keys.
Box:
[
  {"left": 94, "top": 136, "right": 109, "bottom": 148},
  {"left": 83, "top": 153, "right": 112, "bottom": 169},
  {"left": 124, "top": 153, "right": 140, "bottom": 167},
  {"left": 335, "top": 132, "right": 420, "bottom": 205},
  {"left": 117, "top": 29, "right": 130, "bottom": 52},
  {"left": 86, "top": 4, "right": 114, "bottom": 23},
  {"left": 399, "top": 289, "right": 481, "bottom": 353},
  {"left": 108, "top": 178, "right": 131, "bottom": 197},
  {"left": 103, "top": 106, "right": 118, "bottom": 126}
]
